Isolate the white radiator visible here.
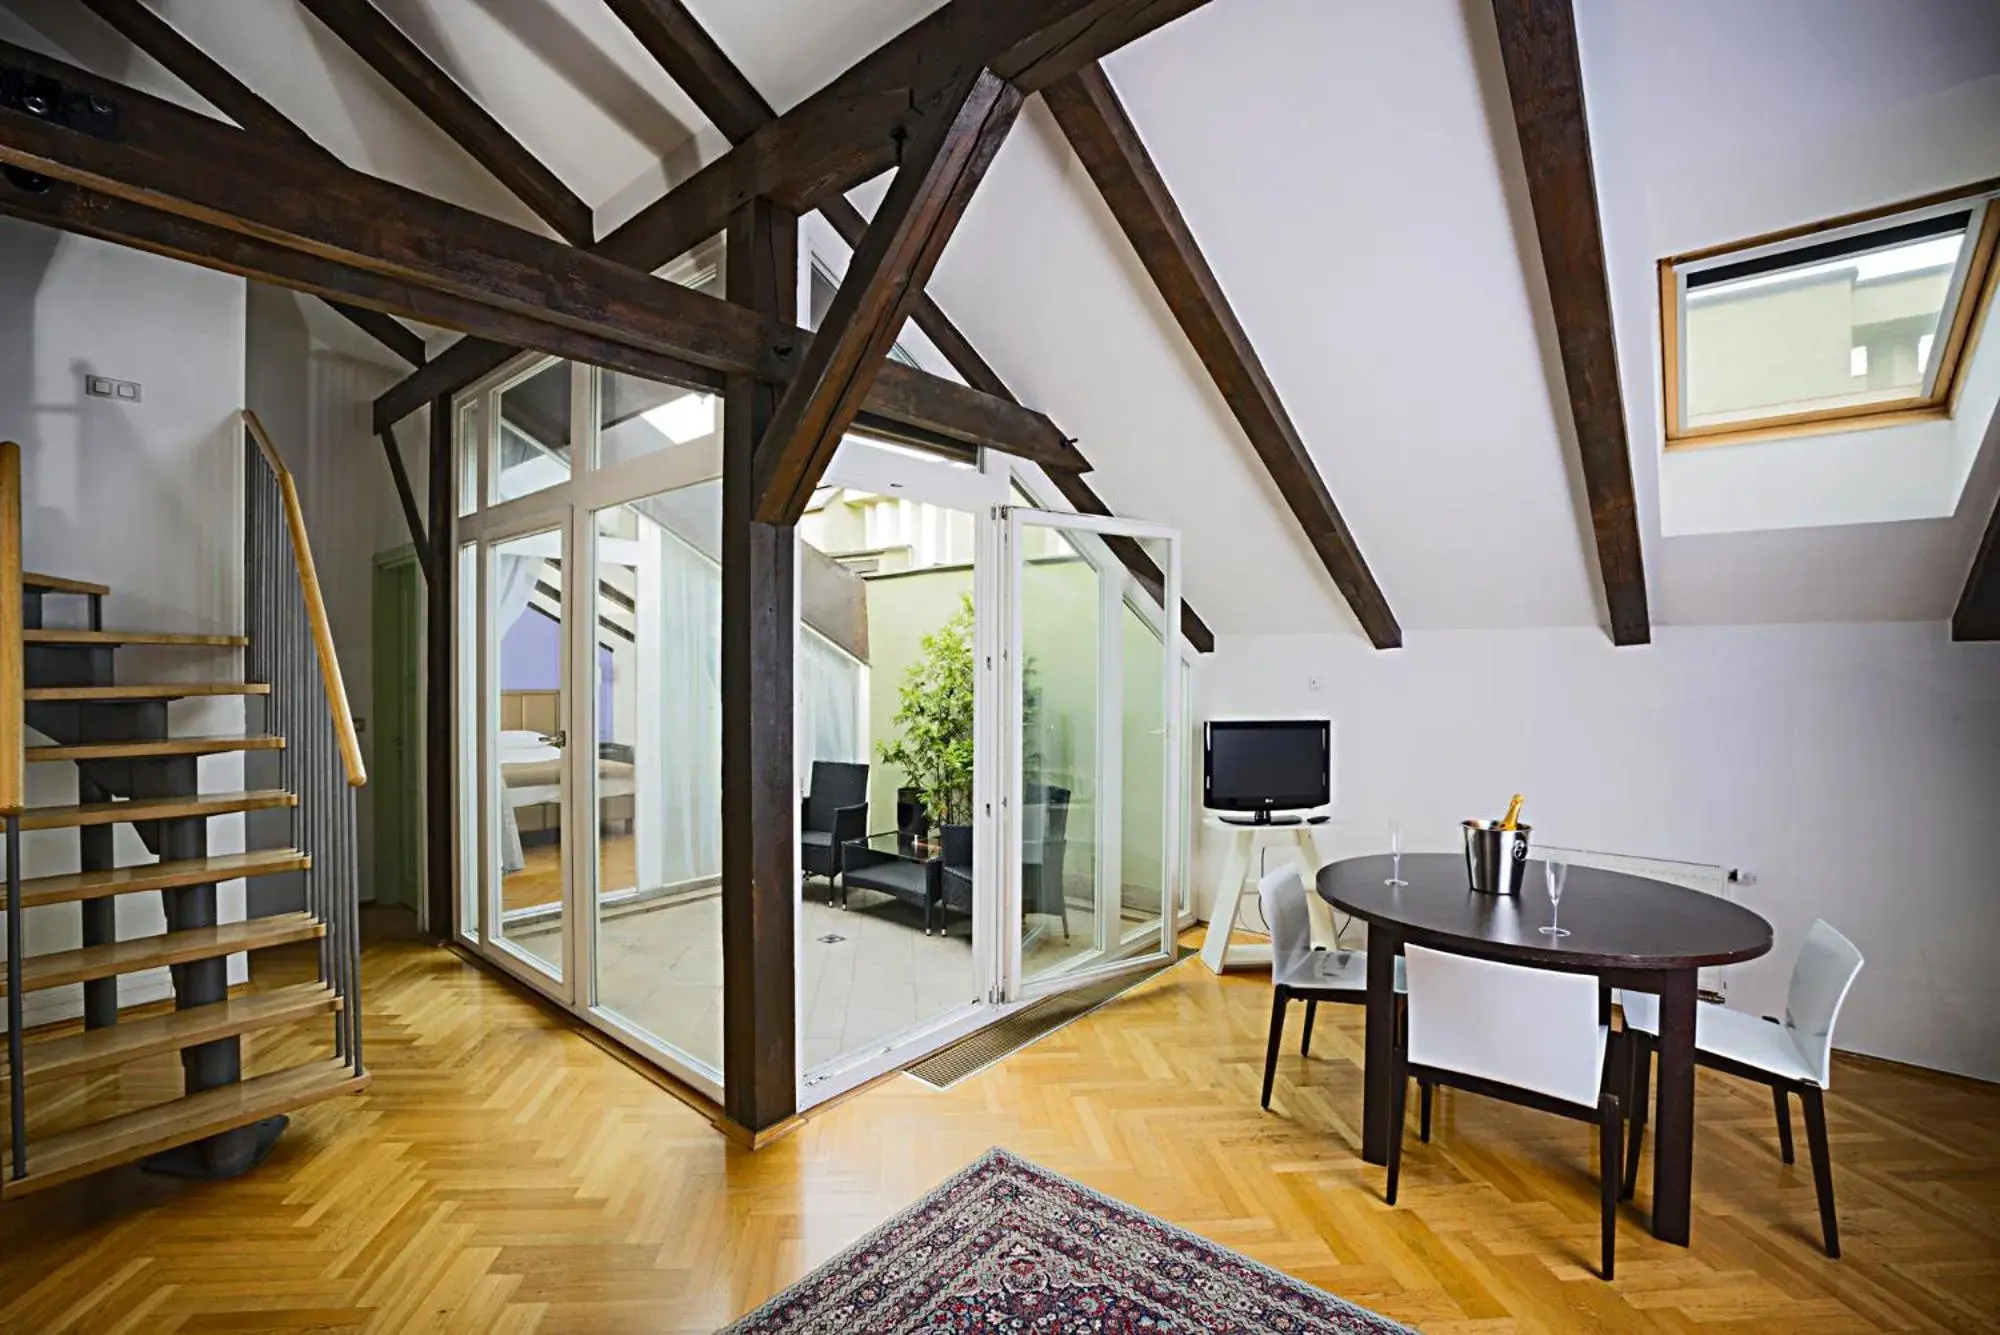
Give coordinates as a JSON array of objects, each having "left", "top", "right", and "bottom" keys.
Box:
[{"left": 1538, "top": 844, "right": 1735, "bottom": 1002}]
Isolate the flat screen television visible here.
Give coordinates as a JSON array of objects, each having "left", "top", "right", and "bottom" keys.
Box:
[{"left": 1203, "top": 719, "right": 1330, "bottom": 821}]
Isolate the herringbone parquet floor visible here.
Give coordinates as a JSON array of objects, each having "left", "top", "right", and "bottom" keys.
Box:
[{"left": 1, "top": 924, "right": 1996, "bottom": 1333}]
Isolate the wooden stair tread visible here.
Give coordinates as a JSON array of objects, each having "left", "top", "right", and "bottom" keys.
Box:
[
  {"left": 22, "top": 789, "right": 297, "bottom": 831},
  {"left": 22, "top": 571, "right": 109, "bottom": 597},
  {"left": 27, "top": 734, "right": 286, "bottom": 763},
  {"left": 0, "top": 1057, "right": 367, "bottom": 1199},
  {"left": 24, "top": 629, "right": 248, "bottom": 647},
  {"left": 1, "top": 849, "right": 311, "bottom": 910},
  {"left": 25, "top": 682, "right": 271, "bottom": 701},
  {"left": 0, "top": 983, "right": 338, "bottom": 1087},
  {"left": 0, "top": 913, "right": 323, "bottom": 996}
]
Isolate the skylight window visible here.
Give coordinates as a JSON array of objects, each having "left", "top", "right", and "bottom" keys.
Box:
[{"left": 1660, "top": 183, "right": 1999, "bottom": 448}]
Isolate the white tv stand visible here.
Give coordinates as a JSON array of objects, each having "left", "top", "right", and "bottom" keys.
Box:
[{"left": 1198, "top": 812, "right": 1339, "bottom": 974}]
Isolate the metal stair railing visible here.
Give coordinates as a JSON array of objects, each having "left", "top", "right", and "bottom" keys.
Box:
[{"left": 243, "top": 411, "right": 366, "bottom": 1077}]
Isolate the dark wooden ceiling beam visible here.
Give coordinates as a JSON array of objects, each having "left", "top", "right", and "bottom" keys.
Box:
[
  {"left": 1954, "top": 411, "right": 2000, "bottom": 640},
  {"left": 378, "top": 427, "right": 428, "bottom": 553},
  {"left": 0, "top": 40, "right": 1076, "bottom": 473},
  {"left": 819, "top": 196, "right": 1216, "bottom": 653},
  {"left": 330, "top": 301, "right": 426, "bottom": 366},
  {"left": 630, "top": 2, "right": 1209, "bottom": 649},
  {"left": 1043, "top": 62, "right": 1401, "bottom": 649},
  {"left": 296, "top": 0, "right": 594, "bottom": 245},
  {"left": 754, "top": 70, "right": 1023, "bottom": 523},
  {"left": 370, "top": 0, "right": 1214, "bottom": 434},
  {"left": 602, "top": 0, "right": 774, "bottom": 143},
  {"left": 75, "top": 0, "right": 317, "bottom": 148},
  {"left": 0, "top": 179, "right": 704, "bottom": 380},
  {"left": 74, "top": 0, "right": 425, "bottom": 366},
  {"left": 584, "top": 0, "right": 1218, "bottom": 296},
  {"left": 1489, "top": 0, "right": 1650, "bottom": 646}
]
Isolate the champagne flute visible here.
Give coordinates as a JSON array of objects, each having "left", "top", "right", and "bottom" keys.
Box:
[
  {"left": 1539, "top": 853, "right": 1570, "bottom": 937},
  {"left": 1385, "top": 818, "right": 1407, "bottom": 887}
]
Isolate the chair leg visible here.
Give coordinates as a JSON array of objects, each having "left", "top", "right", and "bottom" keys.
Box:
[
  {"left": 1385, "top": 1053, "right": 1409, "bottom": 1205},
  {"left": 1261, "top": 989, "right": 1287, "bottom": 1110},
  {"left": 1419, "top": 1080, "right": 1433, "bottom": 1143},
  {"left": 1772, "top": 1085, "right": 1795, "bottom": 1165},
  {"left": 1301, "top": 999, "right": 1318, "bottom": 1056},
  {"left": 1622, "top": 1034, "right": 1650, "bottom": 1201},
  {"left": 1801, "top": 1085, "right": 1840, "bottom": 1259},
  {"left": 1599, "top": 1091, "right": 1621, "bottom": 1282}
]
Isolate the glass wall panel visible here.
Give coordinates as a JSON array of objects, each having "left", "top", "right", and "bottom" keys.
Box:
[
  {"left": 490, "top": 527, "right": 567, "bottom": 975},
  {"left": 492, "top": 361, "right": 573, "bottom": 505},
  {"left": 1119, "top": 593, "right": 1168, "bottom": 941},
  {"left": 798, "top": 485, "right": 979, "bottom": 1073},
  {"left": 597, "top": 374, "right": 720, "bottom": 471},
  {"left": 456, "top": 399, "right": 480, "bottom": 518},
  {"left": 590, "top": 482, "right": 725, "bottom": 1075},
  {"left": 457, "top": 541, "right": 480, "bottom": 940},
  {"left": 1018, "top": 529, "right": 1100, "bottom": 983}
]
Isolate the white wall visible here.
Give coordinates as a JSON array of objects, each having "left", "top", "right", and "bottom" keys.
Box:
[
  {"left": 246, "top": 287, "right": 424, "bottom": 904},
  {"left": 0, "top": 220, "right": 251, "bottom": 1026},
  {"left": 1575, "top": 0, "right": 2000, "bottom": 624},
  {"left": 1196, "top": 623, "right": 2000, "bottom": 1082}
]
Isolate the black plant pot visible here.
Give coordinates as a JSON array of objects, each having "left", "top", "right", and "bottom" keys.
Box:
[{"left": 897, "top": 787, "right": 930, "bottom": 841}]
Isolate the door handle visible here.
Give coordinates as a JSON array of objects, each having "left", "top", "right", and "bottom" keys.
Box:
[{"left": 539, "top": 730, "right": 568, "bottom": 749}]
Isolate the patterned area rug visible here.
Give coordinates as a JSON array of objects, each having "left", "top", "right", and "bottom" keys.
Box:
[{"left": 721, "top": 1148, "right": 1414, "bottom": 1334}]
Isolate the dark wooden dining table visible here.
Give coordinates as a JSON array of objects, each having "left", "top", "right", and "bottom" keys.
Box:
[{"left": 1319, "top": 852, "right": 1773, "bottom": 1246}]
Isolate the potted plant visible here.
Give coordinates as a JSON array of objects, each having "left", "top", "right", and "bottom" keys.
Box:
[{"left": 879, "top": 594, "right": 976, "bottom": 847}]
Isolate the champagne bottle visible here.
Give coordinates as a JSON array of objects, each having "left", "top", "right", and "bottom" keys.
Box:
[{"left": 1499, "top": 793, "right": 1525, "bottom": 830}]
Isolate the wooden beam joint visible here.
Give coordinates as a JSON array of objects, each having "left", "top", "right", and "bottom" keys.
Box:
[{"left": 752, "top": 69, "right": 1023, "bottom": 523}]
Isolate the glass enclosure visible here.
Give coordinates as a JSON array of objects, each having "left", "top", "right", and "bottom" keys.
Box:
[{"left": 453, "top": 340, "right": 1188, "bottom": 1106}]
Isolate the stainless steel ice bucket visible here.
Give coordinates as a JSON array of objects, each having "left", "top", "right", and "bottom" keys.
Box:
[{"left": 1463, "top": 820, "right": 1531, "bottom": 895}]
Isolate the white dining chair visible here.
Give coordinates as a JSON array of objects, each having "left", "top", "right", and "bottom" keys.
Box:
[
  {"left": 1391, "top": 943, "right": 1623, "bottom": 1280},
  {"left": 1256, "top": 865, "right": 1407, "bottom": 1113},
  {"left": 1620, "top": 919, "right": 1863, "bottom": 1257}
]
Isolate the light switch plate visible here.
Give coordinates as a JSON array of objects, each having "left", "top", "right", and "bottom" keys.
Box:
[{"left": 84, "top": 375, "right": 142, "bottom": 401}]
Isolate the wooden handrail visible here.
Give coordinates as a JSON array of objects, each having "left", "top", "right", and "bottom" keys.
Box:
[
  {"left": 241, "top": 411, "right": 367, "bottom": 788},
  {"left": 0, "top": 443, "right": 21, "bottom": 814}
]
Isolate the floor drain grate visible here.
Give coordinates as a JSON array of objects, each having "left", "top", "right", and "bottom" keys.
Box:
[
  {"left": 817, "top": 934, "right": 847, "bottom": 944},
  {"left": 905, "top": 946, "right": 1193, "bottom": 1089}
]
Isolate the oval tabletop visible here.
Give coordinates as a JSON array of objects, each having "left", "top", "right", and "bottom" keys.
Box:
[{"left": 1319, "top": 853, "right": 1773, "bottom": 972}]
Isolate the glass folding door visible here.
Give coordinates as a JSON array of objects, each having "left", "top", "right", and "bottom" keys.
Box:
[{"left": 1004, "top": 509, "right": 1181, "bottom": 995}]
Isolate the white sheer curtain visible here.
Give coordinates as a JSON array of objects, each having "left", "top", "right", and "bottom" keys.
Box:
[
  {"left": 798, "top": 629, "right": 864, "bottom": 796},
  {"left": 635, "top": 507, "right": 723, "bottom": 890},
  {"left": 493, "top": 549, "right": 544, "bottom": 874},
  {"left": 494, "top": 553, "right": 540, "bottom": 639}
]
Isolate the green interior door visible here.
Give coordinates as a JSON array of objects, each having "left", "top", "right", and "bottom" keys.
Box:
[{"left": 373, "top": 551, "right": 424, "bottom": 911}]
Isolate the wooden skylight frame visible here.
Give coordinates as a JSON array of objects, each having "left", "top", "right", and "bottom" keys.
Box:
[{"left": 1659, "top": 179, "right": 2000, "bottom": 451}]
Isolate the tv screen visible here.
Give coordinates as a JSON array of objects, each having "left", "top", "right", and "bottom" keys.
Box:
[{"left": 1204, "top": 720, "right": 1330, "bottom": 813}]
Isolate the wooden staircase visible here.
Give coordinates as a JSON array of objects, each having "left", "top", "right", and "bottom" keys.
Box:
[{"left": 1, "top": 426, "right": 369, "bottom": 1200}]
